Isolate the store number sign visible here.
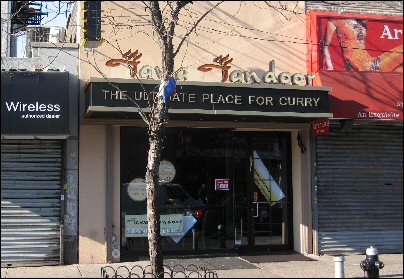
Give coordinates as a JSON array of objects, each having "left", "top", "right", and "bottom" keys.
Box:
[
  {"left": 215, "top": 179, "right": 230, "bottom": 191},
  {"left": 312, "top": 118, "right": 330, "bottom": 136}
]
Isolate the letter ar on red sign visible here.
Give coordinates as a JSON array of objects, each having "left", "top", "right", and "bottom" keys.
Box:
[
  {"left": 215, "top": 179, "right": 230, "bottom": 191},
  {"left": 312, "top": 118, "right": 330, "bottom": 136}
]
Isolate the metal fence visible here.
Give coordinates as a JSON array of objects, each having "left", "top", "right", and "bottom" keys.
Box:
[{"left": 101, "top": 264, "right": 219, "bottom": 278}]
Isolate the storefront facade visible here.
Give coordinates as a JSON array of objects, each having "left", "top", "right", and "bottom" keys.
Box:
[
  {"left": 1, "top": 71, "right": 71, "bottom": 266},
  {"left": 75, "top": 1, "right": 336, "bottom": 263},
  {"left": 306, "top": 5, "right": 403, "bottom": 254},
  {"left": 1, "top": 42, "right": 79, "bottom": 266},
  {"left": 74, "top": 1, "right": 403, "bottom": 264},
  {"left": 82, "top": 79, "right": 331, "bottom": 261}
]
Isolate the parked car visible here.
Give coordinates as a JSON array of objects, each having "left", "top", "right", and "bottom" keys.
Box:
[{"left": 160, "top": 184, "right": 206, "bottom": 232}]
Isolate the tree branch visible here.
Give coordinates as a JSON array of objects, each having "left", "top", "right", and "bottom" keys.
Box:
[
  {"left": 148, "top": 1, "right": 166, "bottom": 44},
  {"left": 173, "top": 1, "right": 223, "bottom": 58}
]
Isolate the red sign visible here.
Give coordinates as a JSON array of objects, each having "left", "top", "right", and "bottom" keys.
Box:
[
  {"left": 308, "top": 12, "right": 403, "bottom": 121},
  {"left": 312, "top": 118, "right": 330, "bottom": 136},
  {"left": 215, "top": 179, "right": 230, "bottom": 191},
  {"left": 319, "top": 18, "right": 403, "bottom": 72}
]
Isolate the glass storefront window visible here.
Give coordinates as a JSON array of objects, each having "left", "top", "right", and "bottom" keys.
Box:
[
  {"left": 120, "top": 127, "right": 234, "bottom": 255},
  {"left": 120, "top": 127, "right": 292, "bottom": 258}
]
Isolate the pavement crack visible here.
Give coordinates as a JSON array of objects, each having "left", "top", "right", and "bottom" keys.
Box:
[{"left": 76, "top": 265, "right": 84, "bottom": 278}]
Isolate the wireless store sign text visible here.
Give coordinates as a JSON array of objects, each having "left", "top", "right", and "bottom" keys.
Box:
[{"left": 1, "top": 72, "right": 70, "bottom": 135}]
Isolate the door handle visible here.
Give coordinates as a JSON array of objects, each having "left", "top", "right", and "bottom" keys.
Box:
[{"left": 252, "top": 202, "right": 259, "bottom": 218}]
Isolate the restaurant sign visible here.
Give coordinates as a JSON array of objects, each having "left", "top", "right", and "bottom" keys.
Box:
[
  {"left": 106, "top": 51, "right": 317, "bottom": 86},
  {"left": 86, "top": 79, "right": 332, "bottom": 119}
]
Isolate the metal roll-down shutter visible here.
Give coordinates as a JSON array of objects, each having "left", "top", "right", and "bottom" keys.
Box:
[
  {"left": 316, "top": 125, "right": 403, "bottom": 254},
  {"left": 1, "top": 140, "right": 63, "bottom": 266}
]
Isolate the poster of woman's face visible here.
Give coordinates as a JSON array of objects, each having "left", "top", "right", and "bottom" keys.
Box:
[{"left": 319, "top": 17, "right": 403, "bottom": 72}]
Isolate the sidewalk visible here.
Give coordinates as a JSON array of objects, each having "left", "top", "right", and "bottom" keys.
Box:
[{"left": 1, "top": 254, "right": 403, "bottom": 278}]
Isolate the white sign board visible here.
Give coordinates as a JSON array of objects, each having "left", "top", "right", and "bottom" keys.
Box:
[{"left": 125, "top": 214, "right": 184, "bottom": 237}]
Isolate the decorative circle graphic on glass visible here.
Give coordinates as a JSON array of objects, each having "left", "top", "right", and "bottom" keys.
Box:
[{"left": 159, "top": 160, "right": 176, "bottom": 183}]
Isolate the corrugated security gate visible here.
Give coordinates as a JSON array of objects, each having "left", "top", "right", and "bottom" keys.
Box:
[
  {"left": 1, "top": 140, "right": 63, "bottom": 266},
  {"left": 316, "top": 124, "right": 403, "bottom": 254}
]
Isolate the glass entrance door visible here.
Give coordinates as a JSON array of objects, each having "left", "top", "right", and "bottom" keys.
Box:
[{"left": 233, "top": 133, "right": 291, "bottom": 250}]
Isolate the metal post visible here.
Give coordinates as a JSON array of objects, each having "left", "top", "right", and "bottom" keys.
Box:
[
  {"left": 192, "top": 228, "right": 198, "bottom": 250},
  {"left": 59, "top": 223, "right": 64, "bottom": 264},
  {"left": 334, "top": 256, "right": 345, "bottom": 278}
]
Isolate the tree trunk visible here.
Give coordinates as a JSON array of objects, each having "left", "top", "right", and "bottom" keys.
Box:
[
  {"left": 146, "top": 2, "right": 179, "bottom": 276},
  {"left": 145, "top": 99, "right": 166, "bottom": 277}
]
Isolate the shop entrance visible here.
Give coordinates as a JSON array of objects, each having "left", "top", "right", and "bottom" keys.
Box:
[
  {"left": 233, "top": 133, "right": 292, "bottom": 251},
  {"left": 120, "top": 128, "right": 292, "bottom": 259}
]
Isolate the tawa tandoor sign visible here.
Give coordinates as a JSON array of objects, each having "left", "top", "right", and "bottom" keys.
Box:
[{"left": 105, "top": 51, "right": 316, "bottom": 86}]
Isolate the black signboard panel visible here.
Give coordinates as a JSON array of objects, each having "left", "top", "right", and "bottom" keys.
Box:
[
  {"left": 1, "top": 72, "right": 69, "bottom": 135},
  {"left": 86, "top": 80, "right": 331, "bottom": 119}
]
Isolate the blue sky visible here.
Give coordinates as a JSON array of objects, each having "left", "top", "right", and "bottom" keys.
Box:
[{"left": 17, "top": 1, "right": 74, "bottom": 57}]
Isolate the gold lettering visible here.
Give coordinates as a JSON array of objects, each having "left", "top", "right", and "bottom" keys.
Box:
[
  {"left": 306, "top": 73, "right": 316, "bottom": 85},
  {"left": 256, "top": 96, "right": 265, "bottom": 106},
  {"left": 266, "top": 97, "right": 273, "bottom": 106},
  {"left": 188, "top": 93, "right": 196, "bottom": 103},
  {"left": 103, "top": 90, "right": 110, "bottom": 100},
  {"left": 139, "top": 65, "right": 153, "bottom": 79},
  {"left": 171, "top": 94, "right": 180, "bottom": 102},
  {"left": 244, "top": 71, "right": 261, "bottom": 83},
  {"left": 279, "top": 72, "right": 291, "bottom": 84},
  {"left": 263, "top": 72, "right": 277, "bottom": 84},
  {"left": 175, "top": 67, "right": 188, "bottom": 81},
  {"left": 292, "top": 73, "right": 305, "bottom": 85},
  {"left": 229, "top": 70, "right": 243, "bottom": 83},
  {"left": 111, "top": 91, "right": 119, "bottom": 99},
  {"left": 217, "top": 95, "right": 225, "bottom": 104},
  {"left": 134, "top": 91, "right": 142, "bottom": 101},
  {"left": 296, "top": 98, "right": 304, "bottom": 107},
  {"left": 225, "top": 95, "right": 234, "bottom": 103},
  {"left": 120, "top": 91, "right": 127, "bottom": 100},
  {"left": 180, "top": 93, "right": 186, "bottom": 102},
  {"left": 288, "top": 97, "right": 295, "bottom": 105},
  {"left": 279, "top": 97, "right": 287, "bottom": 105}
]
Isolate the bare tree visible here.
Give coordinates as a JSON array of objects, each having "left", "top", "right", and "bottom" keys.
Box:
[
  {"left": 64, "top": 1, "right": 294, "bottom": 275},
  {"left": 134, "top": 1, "right": 222, "bottom": 276},
  {"left": 143, "top": 1, "right": 190, "bottom": 275},
  {"left": 3, "top": 1, "right": 301, "bottom": 276}
]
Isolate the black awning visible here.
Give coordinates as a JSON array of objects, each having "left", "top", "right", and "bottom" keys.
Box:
[{"left": 85, "top": 78, "right": 333, "bottom": 121}]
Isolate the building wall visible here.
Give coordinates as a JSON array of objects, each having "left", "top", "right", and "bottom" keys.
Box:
[
  {"left": 78, "top": 125, "right": 120, "bottom": 264},
  {"left": 32, "top": 43, "right": 80, "bottom": 264},
  {"left": 306, "top": 2, "right": 403, "bottom": 254},
  {"left": 2, "top": 42, "right": 80, "bottom": 264},
  {"left": 1, "top": 1, "right": 10, "bottom": 57},
  {"left": 111, "top": 126, "right": 121, "bottom": 262},
  {"left": 79, "top": 125, "right": 108, "bottom": 263},
  {"left": 65, "top": 2, "right": 79, "bottom": 43},
  {"left": 79, "top": 1, "right": 308, "bottom": 84},
  {"left": 291, "top": 130, "right": 313, "bottom": 254},
  {"left": 77, "top": 1, "right": 317, "bottom": 263}
]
